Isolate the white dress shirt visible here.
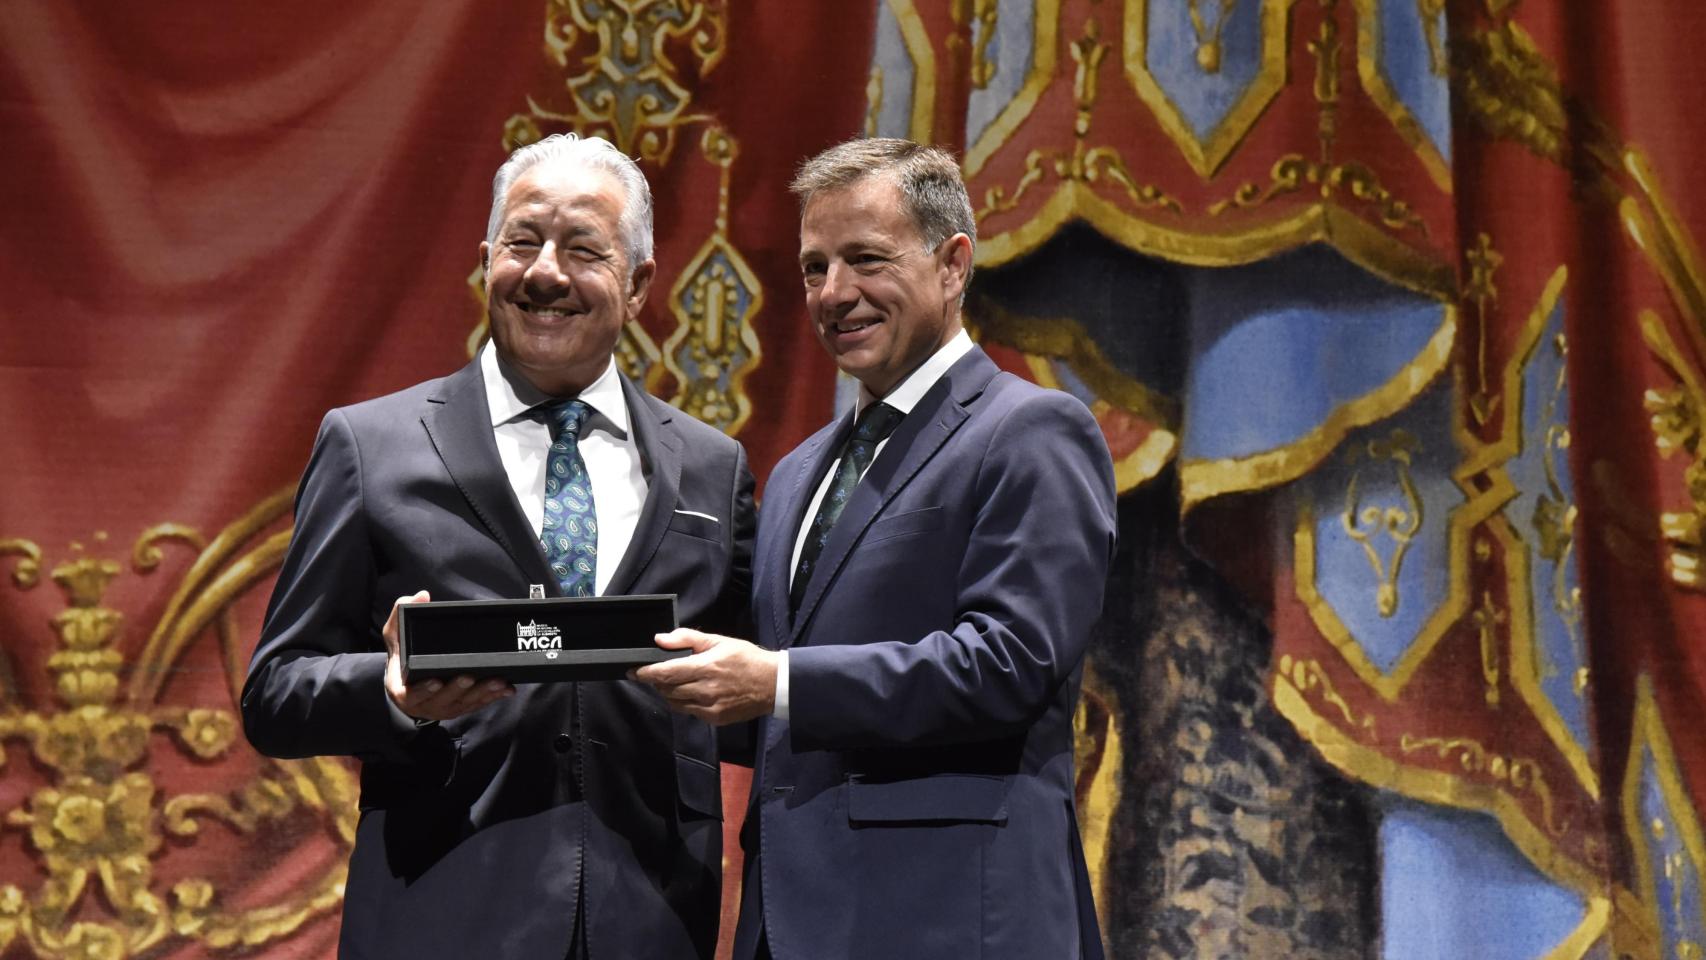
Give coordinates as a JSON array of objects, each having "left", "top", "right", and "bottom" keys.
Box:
[
  {"left": 774, "top": 328, "right": 976, "bottom": 718},
  {"left": 481, "top": 343, "right": 647, "bottom": 597}
]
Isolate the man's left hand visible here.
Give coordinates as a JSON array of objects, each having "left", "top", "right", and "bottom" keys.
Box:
[{"left": 634, "top": 628, "right": 778, "bottom": 725}]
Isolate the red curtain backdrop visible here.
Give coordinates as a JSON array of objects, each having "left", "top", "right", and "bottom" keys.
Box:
[
  {"left": 4, "top": 0, "right": 1705, "bottom": 957},
  {"left": 1, "top": 2, "right": 871, "bottom": 956}
]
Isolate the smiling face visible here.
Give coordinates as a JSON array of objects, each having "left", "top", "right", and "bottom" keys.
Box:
[
  {"left": 480, "top": 162, "right": 655, "bottom": 396},
  {"left": 798, "top": 176, "right": 972, "bottom": 397}
]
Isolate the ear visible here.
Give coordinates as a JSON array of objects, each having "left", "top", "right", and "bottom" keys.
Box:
[
  {"left": 939, "top": 233, "right": 973, "bottom": 303},
  {"left": 478, "top": 241, "right": 491, "bottom": 277},
  {"left": 626, "top": 258, "right": 658, "bottom": 315}
]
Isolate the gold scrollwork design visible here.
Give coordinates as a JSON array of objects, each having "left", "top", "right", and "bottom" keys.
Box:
[
  {"left": 1621, "top": 675, "right": 1706, "bottom": 956},
  {"left": 1276, "top": 666, "right": 1605, "bottom": 900},
  {"left": 979, "top": 19, "right": 1180, "bottom": 222},
  {"left": 1399, "top": 733, "right": 1564, "bottom": 836},
  {"left": 616, "top": 317, "right": 665, "bottom": 390},
  {"left": 511, "top": 0, "right": 726, "bottom": 165},
  {"left": 0, "top": 519, "right": 357, "bottom": 959},
  {"left": 1310, "top": 0, "right": 1342, "bottom": 155},
  {"left": 1470, "top": 536, "right": 1503, "bottom": 709},
  {"left": 1623, "top": 151, "right": 1706, "bottom": 344},
  {"left": 1472, "top": 586, "right": 1505, "bottom": 707},
  {"left": 1465, "top": 232, "right": 1504, "bottom": 425},
  {"left": 1641, "top": 311, "right": 1706, "bottom": 592},
  {"left": 1215, "top": 0, "right": 1432, "bottom": 230},
  {"left": 0, "top": 538, "right": 43, "bottom": 589},
  {"left": 1453, "top": 14, "right": 1624, "bottom": 203},
  {"left": 969, "top": 0, "right": 1000, "bottom": 88},
  {"left": 1278, "top": 654, "right": 1378, "bottom": 743},
  {"left": 1207, "top": 154, "right": 1428, "bottom": 235},
  {"left": 1469, "top": 265, "right": 1603, "bottom": 802},
  {"left": 1453, "top": 17, "right": 1567, "bottom": 166},
  {"left": 1340, "top": 429, "right": 1425, "bottom": 618},
  {"left": 964, "top": 0, "right": 1060, "bottom": 179},
  {"left": 1530, "top": 331, "right": 1583, "bottom": 660},
  {"left": 662, "top": 127, "right": 764, "bottom": 435}
]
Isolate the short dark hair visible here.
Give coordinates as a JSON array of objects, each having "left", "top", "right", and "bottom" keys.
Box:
[{"left": 790, "top": 138, "right": 977, "bottom": 257}]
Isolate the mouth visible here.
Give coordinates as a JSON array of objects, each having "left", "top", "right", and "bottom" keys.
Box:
[
  {"left": 517, "top": 302, "right": 576, "bottom": 320},
  {"left": 828, "top": 317, "right": 879, "bottom": 336}
]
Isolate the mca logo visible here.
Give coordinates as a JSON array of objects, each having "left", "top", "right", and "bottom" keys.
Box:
[{"left": 516, "top": 619, "right": 564, "bottom": 651}]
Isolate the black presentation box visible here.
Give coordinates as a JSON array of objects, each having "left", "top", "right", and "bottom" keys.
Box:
[{"left": 399, "top": 594, "right": 680, "bottom": 684}]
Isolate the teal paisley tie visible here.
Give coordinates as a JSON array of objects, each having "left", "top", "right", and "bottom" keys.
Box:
[{"left": 539, "top": 398, "right": 598, "bottom": 598}]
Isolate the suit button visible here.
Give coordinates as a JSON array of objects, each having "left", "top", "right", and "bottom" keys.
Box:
[{"left": 554, "top": 733, "right": 574, "bottom": 754}]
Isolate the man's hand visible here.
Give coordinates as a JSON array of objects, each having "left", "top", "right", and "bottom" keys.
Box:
[
  {"left": 633, "top": 628, "right": 779, "bottom": 725},
  {"left": 382, "top": 590, "right": 513, "bottom": 721}
]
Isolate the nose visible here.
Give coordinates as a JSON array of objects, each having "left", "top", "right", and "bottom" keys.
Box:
[
  {"left": 817, "top": 261, "right": 859, "bottom": 313},
  {"left": 523, "top": 241, "right": 571, "bottom": 297}
]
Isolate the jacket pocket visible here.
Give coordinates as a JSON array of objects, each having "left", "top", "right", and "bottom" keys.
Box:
[
  {"left": 862, "top": 505, "right": 944, "bottom": 545},
  {"left": 666, "top": 510, "right": 723, "bottom": 543},
  {"left": 675, "top": 752, "right": 723, "bottom": 820},
  {"left": 846, "top": 773, "right": 1008, "bottom": 824}
]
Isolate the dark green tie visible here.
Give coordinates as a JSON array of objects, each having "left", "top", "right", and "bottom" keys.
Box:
[{"left": 790, "top": 401, "right": 905, "bottom": 613}]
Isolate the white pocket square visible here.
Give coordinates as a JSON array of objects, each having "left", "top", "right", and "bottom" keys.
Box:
[{"left": 673, "top": 509, "right": 720, "bottom": 523}]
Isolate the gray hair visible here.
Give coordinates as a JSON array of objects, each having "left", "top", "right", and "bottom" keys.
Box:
[
  {"left": 486, "top": 133, "right": 654, "bottom": 270},
  {"left": 790, "top": 138, "right": 977, "bottom": 259}
]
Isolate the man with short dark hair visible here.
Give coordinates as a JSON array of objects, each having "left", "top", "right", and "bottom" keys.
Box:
[
  {"left": 637, "top": 137, "right": 1116, "bottom": 960},
  {"left": 243, "top": 133, "right": 753, "bottom": 960}
]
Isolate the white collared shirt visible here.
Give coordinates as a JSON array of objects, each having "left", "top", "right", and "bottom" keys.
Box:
[
  {"left": 775, "top": 328, "right": 976, "bottom": 718},
  {"left": 481, "top": 342, "right": 647, "bottom": 597}
]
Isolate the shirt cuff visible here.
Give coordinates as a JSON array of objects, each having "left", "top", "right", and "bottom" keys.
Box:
[{"left": 773, "top": 649, "right": 789, "bottom": 721}]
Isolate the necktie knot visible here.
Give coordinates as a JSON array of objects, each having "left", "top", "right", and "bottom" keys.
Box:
[
  {"left": 540, "top": 398, "right": 592, "bottom": 442},
  {"left": 853, "top": 401, "right": 904, "bottom": 445}
]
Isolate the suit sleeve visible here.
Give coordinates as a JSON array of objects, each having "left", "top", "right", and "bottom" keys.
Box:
[
  {"left": 716, "top": 443, "right": 761, "bottom": 766},
  {"left": 240, "top": 409, "right": 445, "bottom": 768},
  {"left": 712, "top": 442, "right": 758, "bottom": 639},
  {"left": 785, "top": 391, "right": 1117, "bottom": 750}
]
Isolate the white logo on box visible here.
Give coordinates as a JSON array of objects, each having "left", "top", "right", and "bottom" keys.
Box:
[{"left": 516, "top": 619, "right": 563, "bottom": 651}]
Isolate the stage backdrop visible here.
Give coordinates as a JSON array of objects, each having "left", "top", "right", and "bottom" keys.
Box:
[{"left": 2, "top": 1, "right": 1703, "bottom": 958}]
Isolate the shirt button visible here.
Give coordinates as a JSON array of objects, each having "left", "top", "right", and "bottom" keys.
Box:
[{"left": 554, "top": 733, "right": 574, "bottom": 755}]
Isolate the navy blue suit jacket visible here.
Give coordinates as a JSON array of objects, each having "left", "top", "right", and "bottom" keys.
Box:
[
  {"left": 242, "top": 358, "right": 754, "bottom": 959},
  {"left": 734, "top": 347, "right": 1116, "bottom": 960}
]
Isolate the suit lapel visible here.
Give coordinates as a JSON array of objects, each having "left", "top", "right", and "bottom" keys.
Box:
[
  {"left": 604, "top": 375, "right": 680, "bottom": 596},
  {"left": 422, "top": 360, "right": 553, "bottom": 590},
  {"left": 764, "top": 418, "right": 851, "bottom": 648},
  {"left": 788, "top": 349, "right": 1001, "bottom": 643}
]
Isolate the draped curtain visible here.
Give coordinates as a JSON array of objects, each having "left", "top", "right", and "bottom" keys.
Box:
[{"left": 2, "top": 1, "right": 1702, "bottom": 958}]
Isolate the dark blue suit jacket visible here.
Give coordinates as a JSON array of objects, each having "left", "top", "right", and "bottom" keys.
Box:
[
  {"left": 734, "top": 347, "right": 1116, "bottom": 960},
  {"left": 242, "top": 358, "right": 754, "bottom": 959}
]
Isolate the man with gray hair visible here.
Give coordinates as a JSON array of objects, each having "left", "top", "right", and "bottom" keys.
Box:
[
  {"left": 244, "top": 133, "right": 754, "bottom": 959},
  {"left": 637, "top": 137, "right": 1115, "bottom": 959}
]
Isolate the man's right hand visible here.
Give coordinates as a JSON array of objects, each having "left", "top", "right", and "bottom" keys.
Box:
[{"left": 383, "top": 590, "right": 514, "bottom": 721}]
